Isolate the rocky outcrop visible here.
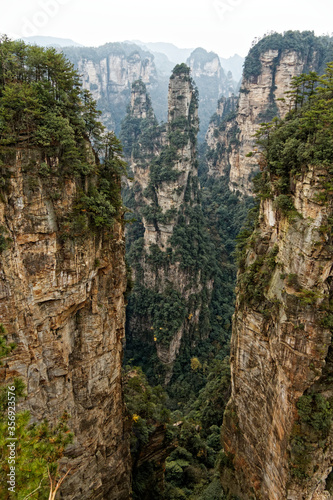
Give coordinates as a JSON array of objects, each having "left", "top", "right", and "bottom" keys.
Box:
[
  {"left": 130, "top": 80, "right": 155, "bottom": 120},
  {"left": 120, "top": 79, "right": 163, "bottom": 216},
  {"left": 143, "top": 65, "right": 199, "bottom": 250},
  {"left": 228, "top": 49, "right": 309, "bottom": 194},
  {"left": 0, "top": 147, "right": 131, "bottom": 499},
  {"left": 207, "top": 48, "right": 310, "bottom": 194},
  {"left": 221, "top": 164, "right": 333, "bottom": 499},
  {"left": 187, "top": 48, "right": 235, "bottom": 96},
  {"left": 206, "top": 32, "right": 333, "bottom": 195},
  {"left": 123, "top": 68, "right": 215, "bottom": 380},
  {"left": 63, "top": 43, "right": 161, "bottom": 134},
  {"left": 205, "top": 94, "right": 238, "bottom": 177},
  {"left": 186, "top": 48, "right": 235, "bottom": 141}
]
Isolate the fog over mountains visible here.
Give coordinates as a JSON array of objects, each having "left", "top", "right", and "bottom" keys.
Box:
[
  {"left": 20, "top": 35, "right": 244, "bottom": 140},
  {"left": 20, "top": 35, "right": 245, "bottom": 80},
  {"left": 5, "top": 26, "right": 333, "bottom": 500}
]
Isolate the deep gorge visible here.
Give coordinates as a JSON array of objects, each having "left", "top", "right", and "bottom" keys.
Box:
[{"left": 0, "top": 30, "right": 332, "bottom": 500}]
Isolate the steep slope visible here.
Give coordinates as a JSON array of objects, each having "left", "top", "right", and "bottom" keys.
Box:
[
  {"left": 122, "top": 66, "right": 234, "bottom": 392},
  {"left": 221, "top": 68, "right": 333, "bottom": 499},
  {"left": 206, "top": 31, "right": 333, "bottom": 195},
  {"left": 205, "top": 94, "right": 238, "bottom": 177},
  {"left": 0, "top": 148, "right": 131, "bottom": 499},
  {"left": 123, "top": 65, "right": 203, "bottom": 379},
  {"left": 0, "top": 39, "right": 131, "bottom": 499},
  {"left": 186, "top": 48, "right": 236, "bottom": 141},
  {"left": 63, "top": 42, "right": 168, "bottom": 133}
]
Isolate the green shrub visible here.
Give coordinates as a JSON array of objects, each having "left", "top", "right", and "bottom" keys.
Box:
[
  {"left": 0, "top": 226, "right": 11, "bottom": 253},
  {"left": 290, "top": 393, "right": 333, "bottom": 479},
  {"left": 275, "top": 195, "right": 296, "bottom": 215},
  {"left": 0, "top": 38, "right": 126, "bottom": 233},
  {"left": 297, "top": 394, "right": 332, "bottom": 434},
  {"left": 298, "top": 289, "right": 321, "bottom": 306},
  {"left": 238, "top": 245, "right": 278, "bottom": 308}
]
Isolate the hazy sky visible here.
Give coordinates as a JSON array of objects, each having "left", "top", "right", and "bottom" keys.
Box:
[{"left": 2, "top": 0, "right": 333, "bottom": 57}]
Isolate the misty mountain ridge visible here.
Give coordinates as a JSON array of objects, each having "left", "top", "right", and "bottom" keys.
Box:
[
  {"left": 15, "top": 36, "right": 244, "bottom": 140},
  {"left": 16, "top": 36, "right": 245, "bottom": 82},
  {"left": 129, "top": 40, "right": 194, "bottom": 63},
  {"left": 220, "top": 53, "right": 245, "bottom": 81},
  {"left": 130, "top": 40, "right": 244, "bottom": 75},
  {"left": 18, "top": 35, "right": 83, "bottom": 47}
]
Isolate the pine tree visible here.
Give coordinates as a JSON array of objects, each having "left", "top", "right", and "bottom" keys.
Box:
[{"left": 0, "top": 325, "right": 74, "bottom": 499}]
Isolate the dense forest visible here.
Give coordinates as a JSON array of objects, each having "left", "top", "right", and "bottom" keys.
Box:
[
  {"left": 119, "top": 63, "right": 253, "bottom": 498},
  {"left": 1, "top": 29, "right": 333, "bottom": 499}
]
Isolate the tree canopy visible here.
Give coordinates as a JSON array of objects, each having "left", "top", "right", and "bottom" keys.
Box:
[
  {"left": 0, "top": 36, "right": 127, "bottom": 232},
  {"left": 255, "top": 63, "right": 333, "bottom": 189},
  {"left": 243, "top": 31, "right": 333, "bottom": 80}
]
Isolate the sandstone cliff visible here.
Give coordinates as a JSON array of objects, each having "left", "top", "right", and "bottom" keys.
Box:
[
  {"left": 222, "top": 168, "right": 333, "bottom": 499},
  {"left": 186, "top": 48, "right": 236, "bottom": 141},
  {"left": 63, "top": 42, "right": 165, "bottom": 134},
  {"left": 122, "top": 67, "right": 217, "bottom": 382},
  {"left": 0, "top": 146, "right": 131, "bottom": 499},
  {"left": 221, "top": 74, "right": 333, "bottom": 498},
  {"left": 206, "top": 32, "right": 333, "bottom": 195}
]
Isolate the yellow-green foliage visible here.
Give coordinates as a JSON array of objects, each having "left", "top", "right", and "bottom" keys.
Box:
[
  {"left": 0, "top": 329, "right": 74, "bottom": 498},
  {"left": 0, "top": 410, "right": 73, "bottom": 499}
]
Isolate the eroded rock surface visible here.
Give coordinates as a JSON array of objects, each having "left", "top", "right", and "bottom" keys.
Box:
[
  {"left": 206, "top": 33, "right": 333, "bottom": 195},
  {"left": 222, "top": 165, "right": 333, "bottom": 499},
  {"left": 0, "top": 148, "right": 131, "bottom": 499}
]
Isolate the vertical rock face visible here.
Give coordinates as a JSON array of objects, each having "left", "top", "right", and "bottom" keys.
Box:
[
  {"left": 130, "top": 80, "right": 155, "bottom": 120},
  {"left": 146, "top": 65, "right": 199, "bottom": 250},
  {"left": 228, "top": 49, "right": 308, "bottom": 194},
  {"left": 222, "top": 164, "right": 333, "bottom": 499},
  {"left": 205, "top": 94, "right": 238, "bottom": 177},
  {"left": 121, "top": 79, "right": 163, "bottom": 209},
  {"left": 123, "top": 67, "right": 215, "bottom": 380},
  {"left": 186, "top": 48, "right": 236, "bottom": 141},
  {"left": 0, "top": 148, "right": 131, "bottom": 499},
  {"left": 63, "top": 43, "right": 159, "bottom": 134},
  {"left": 206, "top": 33, "right": 333, "bottom": 195},
  {"left": 186, "top": 48, "right": 235, "bottom": 97}
]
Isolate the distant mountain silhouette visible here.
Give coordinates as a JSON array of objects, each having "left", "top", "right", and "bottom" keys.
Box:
[
  {"left": 129, "top": 40, "right": 194, "bottom": 64},
  {"left": 220, "top": 54, "right": 245, "bottom": 82},
  {"left": 18, "top": 36, "right": 83, "bottom": 48}
]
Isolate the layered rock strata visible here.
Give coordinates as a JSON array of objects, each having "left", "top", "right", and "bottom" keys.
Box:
[
  {"left": 222, "top": 164, "right": 333, "bottom": 499},
  {"left": 123, "top": 68, "right": 214, "bottom": 379},
  {"left": 0, "top": 148, "right": 131, "bottom": 499},
  {"left": 206, "top": 33, "right": 333, "bottom": 195},
  {"left": 228, "top": 49, "right": 310, "bottom": 194}
]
